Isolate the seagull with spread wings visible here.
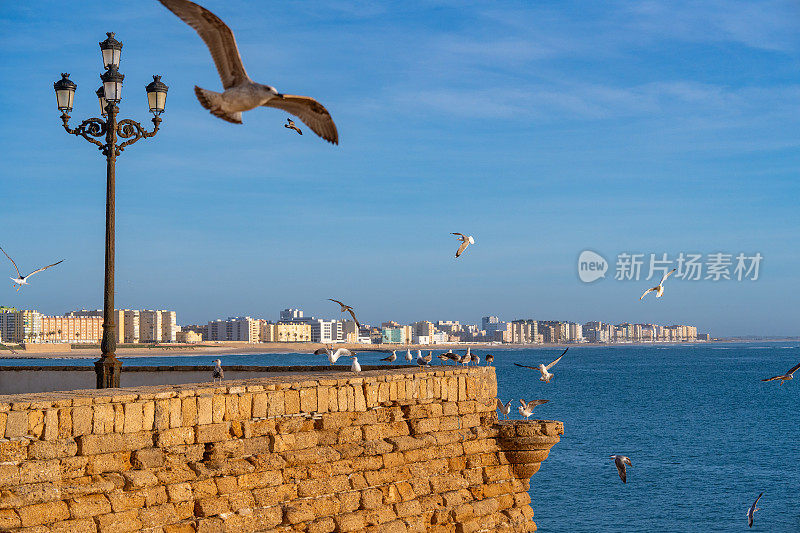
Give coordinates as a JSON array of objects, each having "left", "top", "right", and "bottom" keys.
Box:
[
  {"left": 314, "top": 346, "right": 353, "bottom": 365},
  {"left": 496, "top": 399, "right": 513, "bottom": 420},
  {"left": 610, "top": 455, "right": 632, "bottom": 483},
  {"left": 451, "top": 233, "right": 475, "bottom": 258},
  {"left": 328, "top": 299, "right": 361, "bottom": 328},
  {"left": 284, "top": 118, "right": 302, "bottom": 135},
  {"left": 0, "top": 246, "right": 63, "bottom": 292},
  {"left": 380, "top": 351, "right": 397, "bottom": 363},
  {"left": 747, "top": 492, "right": 763, "bottom": 528},
  {"left": 514, "top": 347, "right": 568, "bottom": 383},
  {"left": 518, "top": 399, "right": 549, "bottom": 419},
  {"left": 156, "top": 0, "right": 338, "bottom": 144},
  {"left": 761, "top": 361, "right": 800, "bottom": 385},
  {"left": 640, "top": 268, "right": 677, "bottom": 300}
]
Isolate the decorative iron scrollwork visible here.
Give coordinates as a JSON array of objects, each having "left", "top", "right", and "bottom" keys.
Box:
[
  {"left": 61, "top": 113, "right": 106, "bottom": 151},
  {"left": 116, "top": 117, "right": 160, "bottom": 153}
]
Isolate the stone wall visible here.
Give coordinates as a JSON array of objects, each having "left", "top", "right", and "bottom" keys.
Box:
[{"left": 0, "top": 367, "right": 562, "bottom": 532}]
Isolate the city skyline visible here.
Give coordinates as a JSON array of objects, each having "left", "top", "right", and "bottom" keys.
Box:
[{"left": 1, "top": 1, "right": 798, "bottom": 337}]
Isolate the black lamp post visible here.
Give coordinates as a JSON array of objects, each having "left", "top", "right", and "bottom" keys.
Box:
[{"left": 55, "top": 33, "right": 168, "bottom": 388}]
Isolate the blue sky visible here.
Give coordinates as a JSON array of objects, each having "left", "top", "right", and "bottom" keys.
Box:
[{"left": 0, "top": 1, "right": 798, "bottom": 336}]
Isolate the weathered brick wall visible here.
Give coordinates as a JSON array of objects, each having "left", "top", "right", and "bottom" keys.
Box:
[{"left": 0, "top": 367, "right": 562, "bottom": 533}]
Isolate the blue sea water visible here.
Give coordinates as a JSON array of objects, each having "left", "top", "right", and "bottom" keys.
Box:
[{"left": 3, "top": 342, "right": 799, "bottom": 530}]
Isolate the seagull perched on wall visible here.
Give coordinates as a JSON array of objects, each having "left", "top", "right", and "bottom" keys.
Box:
[
  {"left": 284, "top": 118, "right": 302, "bottom": 135},
  {"left": 328, "top": 299, "right": 361, "bottom": 328},
  {"left": 485, "top": 354, "right": 494, "bottom": 365},
  {"left": 514, "top": 347, "right": 568, "bottom": 383},
  {"left": 460, "top": 352, "right": 472, "bottom": 366},
  {"left": 640, "top": 268, "right": 677, "bottom": 300},
  {"left": 518, "top": 399, "right": 549, "bottom": 419},
  {"left": 437, "top": 353, "right": 450, "bottom": 364},
  {"left": 416, "top": 351, "right": 432, "bottom": 366},
  {"left": 405, "top": 349, "right": 414, "bottom": 363},
  {"left": 452, "top": 233, "right": 475, "bottom": 258},
  {"left": 747, "top": 492, "right": 763, "bottom": 528},
  {"left": 610, "top": 455, "right": 632, "bottom": 483},
  {"left": 0, "top": 246, "right": 63, "bottom": 292},
  {"left": 314, "top": 346, "right": 353, "bottom": 365},
  {"left": 156, "top": 0, "right": 338, "bottom": 144},
  {"left": 761, "top": 361, "right": 800, "bottom": 385},
  {"left": 496, "top": 399, "right": 513, "bottom": 420},
  {"left": 212, "top": 359, "right": 223, "bottom": 382},
  {"left": 380, "top": 351, "right": 397, "bottom": 363},
  {"left": 350, "top": 356, "right": 361, "bottom": 373},
  {"left": 442, "top": 351, "right": 461, "bottom": 364}
]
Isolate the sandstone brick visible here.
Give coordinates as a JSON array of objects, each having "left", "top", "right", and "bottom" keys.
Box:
[
  {"left": 86, "top": 452, "right": 131, "bottom": 475},
  {"left": 138, "top": 503, "right": 178, "bottom": 528},
  {"left": 131, "top": 447, "right": 164, "bottom": 469},
  {"left": 20, "top": 459, "right": 61, "bottom": 484},
  {"left": 283, "top": 501, "right": 314, "bottom": 524},
  {"left": 68, "top": 493, "right": 112, "bottom": 518},
  {"left": 49, "top": 518, "right": 96, "bottom": 533},
  {"left": 0, "top": 509, "right": 21, "bottom": 529},
  {"left": 5, "top": 410, "right": 28, "bottom": 438},
  {"left": 72, "top": 406, "right": 93, "bottom": 436},
  {"left": 335, "top": 510, "right": 367, "bottom": 532},
  {"left": 164, "top": 522, "right": 197, "bottom": 533},
  {"left": 78, "top": 433, "right": 125, "bottom": 455},
  {"left": 29, "top": 439, "right": 77, "bottom": 460},
  {"left": 17, "top": 500, "right": 69, "bottom": 527},
  {"left": 95, "top": 508, "right": 142, "bottom": 533},
  {"left": 156, "top": 426, "right": 194, "bottom": 447},
  {"left": 181, "top": 397, "right": 197, "bottom": 427},
  {"left": 197, "top": 396, "right": 213, "bottom": 425},
  {"left": 195, "top": 496, "right": 229, "bottom": 517},
  {"left": 195, "top": 423, "right": 229, "bottom": 443}
]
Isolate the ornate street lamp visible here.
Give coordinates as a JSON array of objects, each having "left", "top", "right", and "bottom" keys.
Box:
[{"left": 55, "top": 33, "right": 167, "bottom": 388}]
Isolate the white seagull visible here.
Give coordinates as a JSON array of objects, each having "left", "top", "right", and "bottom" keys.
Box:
[
  {"left": 496, "top": 399, "right": 513, "bottom": 420},
  {"left": 380, "top": 351, "right": 397, "bottom": 363},
  {"left": 157, "top": 0, "right": 338, "bottom": 143},
  {"left": 747, "top": 492, "right": 763, "bottom": 528},
  {"left": 610, "top": 455, "right": 632, "bottom": 484},
  {"left": 761, "top": 361, "right": 800, "bottom": 385},
  {"left": 514, "top": 347, "right": 568, "bottom": 383},
  {"left": 350, "top": 356, "right": 361, "bottom": 373},
  {"left": 405, "top": 349, "right": 414, "bottom": 363},
  {"left": 451, "top": 233, "right": 475, "bottom": 258},
  {"left": 1, "top": 246, "right": 63, "bottom": 292},
  {"left": 640, "top": 268, "right": 677, "bottom": 300},
  {"left": 461, "top": 352, "right": 472, "bottom": 366},
  {"left": 314, "top": 346, "right": 353, "bottom": 365},
  {"left": 212, "top": 359, "right": 223, "bottom": 383},
  {"left": 518, "top": 399, "right": 549, "bottom": 419},
  {"left": 473, "top": 355, "right": 480, "bottom": 365}
]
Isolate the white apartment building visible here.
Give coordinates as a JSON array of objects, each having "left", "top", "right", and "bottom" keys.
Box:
[
  {"left": 207, "top": 316, "right": 260, "bottom": 342},
  {"left": 280, "top": 308, "right": 303, "bottom": 321}
]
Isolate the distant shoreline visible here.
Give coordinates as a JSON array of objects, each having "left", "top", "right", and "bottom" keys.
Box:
[{"left": 0, "top": 338, "right": 791, "bottom": 359}]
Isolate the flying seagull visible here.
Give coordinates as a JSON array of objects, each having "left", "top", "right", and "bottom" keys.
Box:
[
  {"left": 496, "top": 398, "right": 513, "bottom": 420},
  {"left": 761, "top": 361, "right": 800, "bottom": 385},
  {"left": 518, "top": 399, "right": 549, "bottom": 419},
  {"left": 212, "top": 359, "right": 223, "bottom": 383},
  {"left": 156, "top": 0, "right": 338, "bottom": 144},
  {"left": 451, "top": 233, "right": 475, "bottom": 258},
  {"left": 640, "top": 268, "right": 677, "bottom": 300},
  {"left": 514, "top": 347, "right": 569, "bottom": 383},
  {"left": 0, "top": 246, "right": 63, "bottom": 292},
  {"left": 314, "top": 346, "right": 353, "bottom": 365},
  {"left": 284, "top": 118, "right": 302, "bottom": 135},
  {"left": 350, "top": 356, "right": 361, "bottom": 373},
  {"left": 380, "top": 351, "right": 397, "bottom": 363},
  {"left": 610, "top": 455, "right": 632, "bottom": 483},
  {"left": 328, "top": 299, "right": 361, "bottom": 328},
  {"left": 747, "top": 492, "right": 763, "bottom": 528}
]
